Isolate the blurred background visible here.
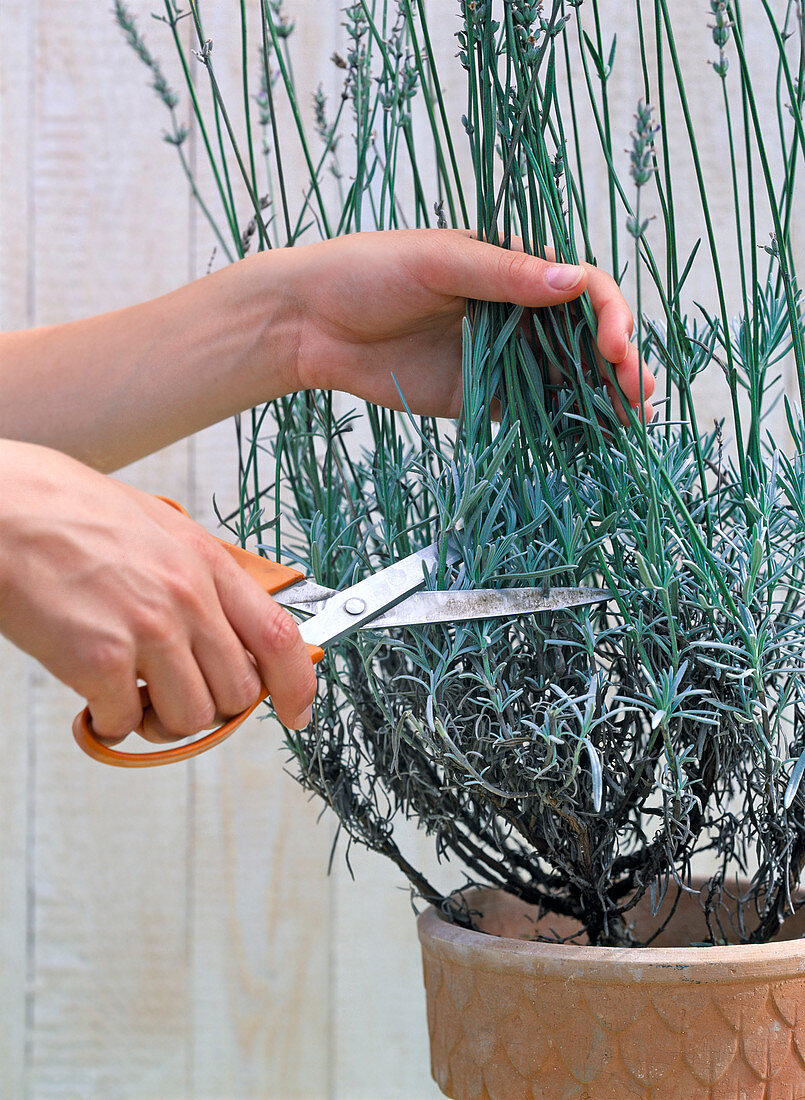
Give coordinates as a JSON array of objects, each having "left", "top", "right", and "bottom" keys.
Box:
[{"left": 0, "top": 1, "right": 801, "bottom": 1097}]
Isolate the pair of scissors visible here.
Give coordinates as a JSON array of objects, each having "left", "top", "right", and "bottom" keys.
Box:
[{"left": 73, "top": 497, "right": 610, "bottom": 767}]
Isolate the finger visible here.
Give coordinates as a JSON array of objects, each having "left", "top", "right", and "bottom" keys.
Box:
[
  {"left": 453, "top": 237, "right": 654, "bottom": 408},
  {"left": 73, "top": 710, "right": 134, "bottom": 750},
  {"left": 215, "top": 558, "right": 317, "bottom": 730},
  {"left": 582, "top": 265, "right": 635, "bottom": 365},
  {"left": 427, "top": 232, "right": 589, "bottom": 308},
  {"left": 192, "top": 615, "right": 263, "bottom": 718},
  {"left": 82, "top": 678, "right": 144, "bottom": 747},
  {"left": 588, "top": 334, "right": 655, "bottom": 424},
  {"left": 594, "top": 340, "right": 655, "bottom": 425},
  {"left": 138, "top": 650, "right": 217, "bottom": 743},
  {"left": 81, "top": 651, "right": 144, "bottom": 746},
  {"left": 612, "top": 344, "right": 656, "bottom": 404},
  {"left": 609, "top": 391, "right": 655, "bottom": 427}
]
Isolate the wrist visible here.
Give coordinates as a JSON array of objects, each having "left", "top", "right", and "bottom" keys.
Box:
[
  {"left": 0, "top": 440, "right": 56, "bottom": 614},
  {"left": 237, "top": 249, "right": 305, "bottom": 403},
  {"left": 272, "top": 236, "right": 355, "bottom": 396}
]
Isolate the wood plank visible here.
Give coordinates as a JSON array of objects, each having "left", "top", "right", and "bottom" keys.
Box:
[
  {"left": 182, "top": 2, "right": 339, "bottom": 1092},
  {"left": 332, "top": 832, "right": 447, "bottom": 1098},
  {"left": 23, "top": 2, "right": 195, "bottom": 1096},
  {"left": 327, "top": 7, "right": 459, "bottom": 1093},
  {"left": 0, "top": 0, "right": 34, "bottom": 328},
  {"left": 31, "top": 4, "right": 192, "bottom": 322},
  {"left": 188, "top": 420, "right": 334, "bottom": 1098},
  {"left": 0, "top": 646, "right": 33, "bottom": 1100},
  {"left": 0, "top": 4, "right": 38, "bottom": 1098}
]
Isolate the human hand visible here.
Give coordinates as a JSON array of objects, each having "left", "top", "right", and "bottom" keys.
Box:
[
  {"left": 285, "top": 228, "right": 654, "bottom": 424},
  {"left": 0, "top": 441, "right": 316, "bottom": 746}
]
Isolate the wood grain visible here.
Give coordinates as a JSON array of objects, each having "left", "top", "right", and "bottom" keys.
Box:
[
  {"left": 0, "top": 5, "right": 38, "bottom": 1099},
  {"left": 19, "top": 3, "right": 194, "bottom": 1097},
  {"left": 188, "top": 421, "right": 335, "bottom": 1098}
]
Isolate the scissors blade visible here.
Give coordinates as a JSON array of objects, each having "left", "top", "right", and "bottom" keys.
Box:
[
  {"left": 297, "top": 536, "right": 462, "bottom": 649},
  {"left": 364, "top": 586, "right": 612, "bottom": 629},
  {"left": 273, "top": 577, "right": 338, "bottom": 609}
]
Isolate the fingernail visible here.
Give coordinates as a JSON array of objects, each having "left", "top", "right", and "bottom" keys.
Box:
[
  {"left": 290, "top": 705, "right": 313, "bottom": 730},
  {"left": 545, "top": 264, "right": 584, "bottom": 291}
]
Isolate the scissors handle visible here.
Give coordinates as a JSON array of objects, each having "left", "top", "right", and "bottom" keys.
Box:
[{"left": 73, "top": 496, "right": 324, "bottom": 768}]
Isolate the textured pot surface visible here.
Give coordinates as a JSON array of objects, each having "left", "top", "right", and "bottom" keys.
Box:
[{"left": 418, "top": 884, "right": 805, "bottom": 1099}]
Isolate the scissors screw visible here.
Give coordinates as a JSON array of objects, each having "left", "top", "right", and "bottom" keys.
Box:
[{"left": 344, "top": 597, "right": 367, "bottom": 616}]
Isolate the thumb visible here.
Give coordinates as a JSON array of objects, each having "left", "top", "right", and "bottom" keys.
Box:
[{"left": 427, "top": 230, "right": 588, "bottom": 307}]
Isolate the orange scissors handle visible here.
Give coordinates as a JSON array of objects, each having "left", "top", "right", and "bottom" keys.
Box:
[{"left": 73, "top": 497, "right": 324, "bottom": 768}]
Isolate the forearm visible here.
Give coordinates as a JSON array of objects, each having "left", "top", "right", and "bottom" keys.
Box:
[
  {"left": 0, "top": 229, "right": 652, "bottom": 472},
  {"left": 0, "top": 251, "right": 299, "bottom": 471}
]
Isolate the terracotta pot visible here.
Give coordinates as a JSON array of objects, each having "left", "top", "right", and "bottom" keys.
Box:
[{"left": 417, "top": 883, "right": 805, "bottom": 1099}]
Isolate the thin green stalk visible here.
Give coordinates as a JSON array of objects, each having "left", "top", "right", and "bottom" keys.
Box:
[
  {"left": 259, "top": 10, "right": 292, "bottom": 244},
  {"left": 730, "top": 11, "right": 805, "bottom": 416},
  {"left": 163, "top": 0, "right": 240, "bottom": 247},
  {"left": 188, "top": 1, "right": 270, "bottom": 249},
  {"left": 263, "top": 0, "right": 332, "bottom": 238},
  {"left": 650, "top": 0, "right": 680, "bottom": 313},
  {"left": 291, "top": 95, "right": 349, "bottom": 242},
  {"left": 590, "top": 2, "right": 619, "bottom": 275},
  {"left": 655, "top": 0, "right": 749, "bottom": 495},
  {"left": 239, "top": 0, "right": 260, "bottom": 211},
  {"left": 401, "top": 0, "right": 469, "bottom": 227}
]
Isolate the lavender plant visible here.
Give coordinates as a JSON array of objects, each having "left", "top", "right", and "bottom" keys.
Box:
[{"left": 120, "top": 0, "right": 805, "bottom": 946}]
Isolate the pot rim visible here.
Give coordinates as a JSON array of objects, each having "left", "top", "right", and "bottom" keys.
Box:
[{"left": 417, "top": 887, "right": 805, "bottom": 984}]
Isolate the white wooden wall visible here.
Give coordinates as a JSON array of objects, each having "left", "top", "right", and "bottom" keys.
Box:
[{"left": 0, "top": 2, "right": 800, "bottom": 1098}]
